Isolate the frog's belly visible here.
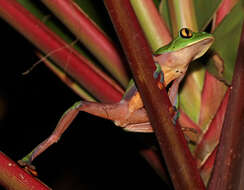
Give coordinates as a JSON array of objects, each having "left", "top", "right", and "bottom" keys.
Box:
[{"left": 128, "top": 81, "right": 165, "bottom": 113}]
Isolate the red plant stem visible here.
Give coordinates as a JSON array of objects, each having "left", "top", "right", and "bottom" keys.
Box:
[
  {"left": 41, "top": 0, "right": 129, "bottom": 88},
  {"left": 215, "top": 0, "right": 238, "bottom": 28},
  {"left": 140, "top": 148, "right": 171, "bottom": 185},
  {"left": 200, "top": 148, "right": 217, "bottom": 185},
  {"left": 195, "top": 88, "right": 230, "bottom": 167},
  {"left": 104, "top": 1, "right": 205, "bottom": 189},
  {"left": 0, "top": 0, "right": 123, "bottom": 103},
  {"left": 0, "top": 152, "right": 50, "bottom": 190},
  {"left": 207, "top": 22, "right": 244, "bottom": 190}
]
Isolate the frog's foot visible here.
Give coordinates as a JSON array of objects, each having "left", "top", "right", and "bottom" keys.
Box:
[
  {"left": 18, "top": 154, "right": 38, "bottom": 176},
  {"left": 18, "top": 151, "right": 33, "bottom": 166},
  {"left": 153, "top": 62, "right": 164, "bottom": 83}
]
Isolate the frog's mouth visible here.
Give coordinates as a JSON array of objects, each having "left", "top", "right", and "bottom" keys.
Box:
[{"left": 192, "top": 37, "right": 215, "bottom": 60}]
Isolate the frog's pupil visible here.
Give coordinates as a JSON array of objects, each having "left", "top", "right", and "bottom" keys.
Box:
[{"left": 185, "top": 29, "right": 189, "bottom": 35}]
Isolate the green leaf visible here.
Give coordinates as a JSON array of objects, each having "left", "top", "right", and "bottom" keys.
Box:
[
  {"left": 206, "top": 1, "right": 244, "bottom": 84},
  {"left": 194, "top": 0, "right": 222, "bottom": 30}
]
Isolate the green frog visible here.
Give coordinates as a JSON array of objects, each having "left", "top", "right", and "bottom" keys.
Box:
[{"left": 19, "top": 28, "right": 214, "bottom": 167}]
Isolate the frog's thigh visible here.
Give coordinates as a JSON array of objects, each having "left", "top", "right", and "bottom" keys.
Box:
[{"left": 128, "top": 92, "right": 144, "bottom": 113}]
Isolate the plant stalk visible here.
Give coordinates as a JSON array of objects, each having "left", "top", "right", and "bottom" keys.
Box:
[
  {"left": 41, "top": 0, "right": 129, "bottom": 88},
  {"left": 208, "top": 21, "right": 244, "bottom": 190},
  {"left": 104, "top": 1, "right": 205, "bottom": 189},
  {"left": 130, "top": 0, "right": 172, "bottom": 51},
  {"left": 0, "top": 152, "right": 51, "bottom": 190},
  {"left": 0, "top": 0, "right": 123, "bottom": 103}
]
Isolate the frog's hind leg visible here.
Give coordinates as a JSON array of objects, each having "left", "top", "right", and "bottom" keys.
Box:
[{"left": 19, "top": 100, "right": 149, "bottom": 166}]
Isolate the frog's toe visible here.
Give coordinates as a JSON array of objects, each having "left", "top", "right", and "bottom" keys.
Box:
[
  {"left": 172, "top": 107, "right": 180, "bottom": 125},
  {"left": 153, "top": 62, "right": 164, "bottom": 83},
  {"left": 159, "top": 72, "right": 164, "bottom": 83},
  {"left": 18, "top": 159, "right": 38, "bottom": 176}
]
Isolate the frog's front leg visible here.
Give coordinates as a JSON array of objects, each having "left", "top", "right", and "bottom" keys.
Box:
[
  {"left": 168, "top": 74, "right": 185, "bottom": 107},
  {"left": 152, "top": 59, "right": 183, "bottom": 125},
  {"left": 19, "top": 100, "right": 149, "bottom": 166}
]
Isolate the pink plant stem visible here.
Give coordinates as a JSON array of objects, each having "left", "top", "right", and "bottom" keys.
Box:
[
  {"left": 196, "top": 0, "right": 238, "bottom": 182},
  {"left": 215, "top": 0, "right": 238, "bottom": 28},
  {"left": 104, "top": 0, "right": 205, "bottom": 189},
  {"left": 0, "top": 152, "right": 50, "bottom": 190},
  {"left": 0, "top": 0, "right": 123, "bottom": 103},
  {"left": 195, "top": 88, "right": 230, "bottom": 168},
  {"left": 208, "top": 22, "right": 244, "bottom": 190},
  {"left": 200, "top": 148, "right": 217, "bottom": 185},
  {"left": 41, "top": 0, "right": 129, "bottom": 87}
]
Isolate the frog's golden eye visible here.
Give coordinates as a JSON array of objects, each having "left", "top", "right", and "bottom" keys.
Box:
[{"left": 180, "top": 28, "right": 193, "bottom": 38}]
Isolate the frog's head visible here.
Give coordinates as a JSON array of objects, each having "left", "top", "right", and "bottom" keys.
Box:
[
  {"left": 153, "top": 28, "right": 214, "bottom": 85},
  {"left": 154, "top": 28, "right": 214, "bottom": 61}
]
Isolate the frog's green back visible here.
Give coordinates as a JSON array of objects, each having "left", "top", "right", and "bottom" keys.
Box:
[{"left": 154, "top": 29, "right": 213, "bottom": 55}]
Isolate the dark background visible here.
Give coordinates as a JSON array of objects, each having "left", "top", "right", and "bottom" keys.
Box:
[{"left": 0, "top": 11, "right": 170, "bottom": 189}]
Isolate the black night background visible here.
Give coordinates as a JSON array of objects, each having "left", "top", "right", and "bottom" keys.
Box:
[{"left": 0, "top": 11, "right": 168, "bottom": 190}]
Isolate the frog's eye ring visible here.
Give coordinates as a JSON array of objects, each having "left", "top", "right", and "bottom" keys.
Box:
[{"left": 180, "top": 28, "right": 193, "bottom": 38}]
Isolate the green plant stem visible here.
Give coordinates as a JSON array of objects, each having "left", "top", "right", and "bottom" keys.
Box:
[
  {"left": 130, "top": 0, "right": 172, "bottom": 51},
  {"left": 41, "top": 0, "right": 129, "bottom": 88},
  {"left": 104, "top": 0, "right": 205, "bottom": 189},
  {"left": 168, "top": 0, "right": 198, "bottom": 36}
]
